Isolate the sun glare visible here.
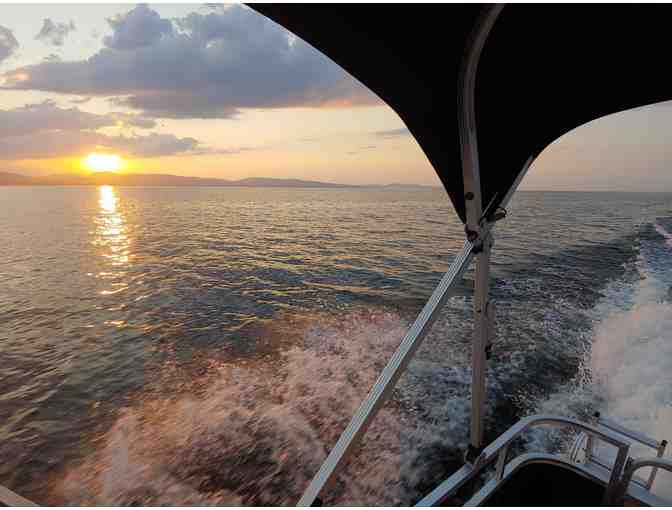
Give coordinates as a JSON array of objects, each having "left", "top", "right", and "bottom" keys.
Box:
[{"left": 84, "top": 153, "right": 123, "bottom": 173}]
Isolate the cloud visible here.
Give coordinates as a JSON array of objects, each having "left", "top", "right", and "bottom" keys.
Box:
[
  {"left": 0, "top": 130, "right": 198, "bottom": 160},
  {"left": 43, "top": 53, "right": 62, "bottom": 63},
  {"left": 112, "top": 132, "right": 199, "bottom": 157},
  {"left": 35, "top": 19, "right": 76, "bottom": 47},
  {"left": 109, "top": 111, "right": 157, "bottom": 129},
  {"left": 0, "top": 101, "right": 188, "bottom": 159},
  {"left": 346, "top": 145, "right": 378, "bottom": 156},
  {"left": 70, "top": 96, "right": 92, "bottom": 104},
  {"left": 104, "top": 4, "right": 173, "bottom": 50},
  {"left": 0, "top": 25, "right": 18, "bottom": 63},
  {"left": 186, "top": 144, "right": 258, "bottom": 156},
  {"left": 373, "top": 128, "right": 410, "bottom": 138},
  {"left": 0, "top": 100, "right": 156, "bottom": 137},
  {"left": 0, "top": 100, "right": 113, "bottom": 138},
  {"left": 202, "top": 3, "right": 225, "bottom": 10},
  {"left": 2, "top": 5, "right": 377, "bottom": 118}
]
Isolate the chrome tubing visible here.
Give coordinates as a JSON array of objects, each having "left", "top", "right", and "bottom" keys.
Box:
[{"left": 415, "top": 414, "right": 631, "bottom": 507}]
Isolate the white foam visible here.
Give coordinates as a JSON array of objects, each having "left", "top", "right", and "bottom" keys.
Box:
[
  {"left": 56, "top": 308, "right": 475, "bottom": 506},
  {"left": 528, "top": 239, "right": 672, "bottom": 498},
  {"left": 654, "top": 222, "right": 672, "bottom": 249}
]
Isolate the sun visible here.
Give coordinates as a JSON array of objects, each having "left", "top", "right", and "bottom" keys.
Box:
[{"left": 84, "top": 153, "right": 123, "bottom": 173}]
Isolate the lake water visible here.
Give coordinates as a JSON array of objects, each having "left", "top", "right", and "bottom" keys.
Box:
[{"left": 1, "top": 186, "right": 672, "bottom": 504}]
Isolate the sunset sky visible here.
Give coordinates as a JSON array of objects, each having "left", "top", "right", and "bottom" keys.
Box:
[{"left": 0, "top": 3, "right": 671, "bottom": 189}]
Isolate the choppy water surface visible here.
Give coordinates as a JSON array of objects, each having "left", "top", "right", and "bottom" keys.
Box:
[{"left": 1, "top": 186, "right": 672, "bottom": 504}]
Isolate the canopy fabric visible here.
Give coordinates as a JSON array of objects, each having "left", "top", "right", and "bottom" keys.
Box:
[{"left": 252, "top": 4, "right": 672, "bottom": 224}]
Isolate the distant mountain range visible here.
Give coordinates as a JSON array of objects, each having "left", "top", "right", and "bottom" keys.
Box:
[{"left": 0, "top": 171, "right": 438, "bottom": 189}]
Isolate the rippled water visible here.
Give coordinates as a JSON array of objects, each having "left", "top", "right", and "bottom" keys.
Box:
[{"left": 1, "top": 186, "right": 672, "bottom": 504}]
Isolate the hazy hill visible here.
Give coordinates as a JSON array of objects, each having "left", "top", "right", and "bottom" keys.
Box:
[
  {"left": 0, "top": 172, "right": 359, "bottom": 188},
  {"left": 0, "top": 172, "right": 34, "bottom": 185},
  {"left": 234, "top": 177, "right": 356, "bottom": 188},
  {"left": 377, "top": 183, "right": 439, "bottom": 190}
]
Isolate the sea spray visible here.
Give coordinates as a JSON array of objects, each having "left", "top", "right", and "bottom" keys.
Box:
[
  {"left": 55, "top": 309, "right": 477, "bottom": 506},
  {"left": 52, "top": 228, "right": 671, "bottom": 505},
  {"left": 526, "top": 226, "right": 672, "bottom": 498}
]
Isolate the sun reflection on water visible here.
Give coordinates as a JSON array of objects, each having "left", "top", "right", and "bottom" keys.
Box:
[
  {"left": 93, "top": 186, "right": 132, "bottom": 294},
  {"left": 99, "top": 185, "right": 118, "bottom": 214}
]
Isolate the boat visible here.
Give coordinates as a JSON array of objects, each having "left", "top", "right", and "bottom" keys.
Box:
[
  {"left": 1, "top": 3, "right": 671, "bottom": 507},
  {"left": 250, "top": 4, "right": 672, "bottom": 506}
]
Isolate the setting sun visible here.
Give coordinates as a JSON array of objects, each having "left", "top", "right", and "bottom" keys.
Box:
[{"left": 84, "top": 153, "right": 123, "bottom": 173}]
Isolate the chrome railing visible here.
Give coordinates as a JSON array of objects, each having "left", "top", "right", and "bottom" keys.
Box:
[
  {"left": 599, "top": 415, "right": 667, "bottom": 491},
  {"left": 416, "top": 414, "right": 631, "bottom": 507},
  {"left": 614, "top": 457, "right": 672, "bottom": 505}
]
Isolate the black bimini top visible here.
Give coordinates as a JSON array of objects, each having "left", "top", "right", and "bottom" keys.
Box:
[{"left": 252, "top": 4, "right": 672, "bottom": 223}]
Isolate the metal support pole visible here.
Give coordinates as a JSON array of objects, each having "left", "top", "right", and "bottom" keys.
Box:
[
  {"left": 458, "top": 4, "right": 504, "bottom": 236},
  {"left": 296, "top": 241, "right": 476, "bottom": 506},
  {"left": 646, "top": 439, "right": 667, "bottom": 490},
  {"left": 455, "top": 4, "right": 504, "bottom": 453},
  {"left": 296, "top": 156, "right": 534, "bottom": 507},
  {"left": 604, "top": 444, "right": 633, "bottom": 505},
  {"left": 470, "top": 233, "right": 492, "bottom": 450},
  {"left": 465, "top": 153, "right": 534, "bottom": 456}
]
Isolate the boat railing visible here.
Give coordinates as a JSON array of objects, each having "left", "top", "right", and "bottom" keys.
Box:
[
  {"left": 415, "top": 414, "right": 631, "bottom": 507},
  {"left": 588, "top": 412, "right": 668, "bottom": 491},
  {"left": 614, "top": 457, "right": 672, "bottom": 505}
]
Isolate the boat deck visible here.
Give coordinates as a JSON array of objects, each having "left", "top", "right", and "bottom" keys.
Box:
[{"left": 480, "top": 463, "right": 604, "bottom": 506}]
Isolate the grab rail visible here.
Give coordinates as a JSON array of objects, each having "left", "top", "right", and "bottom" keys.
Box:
[
  {"left": 415, "top": 414, "right": 631, "bottom": 507},
  {"left": 597, "top": 415, "right": 662, "bottom": 450},
  {"left": 595, "top": 414, "right": 667, "bottom": 490},
  {"left": 615, "top": 457, "right": 672, "bottom": 504}
]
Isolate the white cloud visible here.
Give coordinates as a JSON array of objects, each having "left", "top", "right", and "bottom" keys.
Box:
[
  {"left": 0, "top": 130, "right": 198, "bottom": 160},
  {"left": 0, "top": 101, "right": 193, "bottom": 160},
  {"left": 109, "top": 111, "right": 156, "bottom": 129},
  {"left": 2, "top": 5, "right": 377, "bottom": 119},
  {"left": 0, "top": 101, "right": 112, "bottom": 137},
  {"left": 373, "top": 128, "right": 410, "bottom": 138}
]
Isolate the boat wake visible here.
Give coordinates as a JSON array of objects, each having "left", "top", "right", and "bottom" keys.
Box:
[
  {"left": 527, "top": 219, "right": 672, "bottom": 497},
  {"left": 53, "top": 309, "right": 475, "bottom": 506},
  {"left": 52, "top": 219, "right": 672, "bottom": 505}
]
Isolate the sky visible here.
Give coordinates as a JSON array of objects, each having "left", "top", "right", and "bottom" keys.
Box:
[{"left": 0, "top": 3, "right": 671, "bottom": 189}]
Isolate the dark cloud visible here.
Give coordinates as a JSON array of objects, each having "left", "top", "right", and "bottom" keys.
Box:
[
  {"left": 0, "top": 25, "right": 18, "bottom": 63},
  {"left": 0, "top": 101, "right": 187, "bottom": 159},
  {"left": 2, "top": 5, "right": 377, "bottom": 118},
  {"left": 0, "top": 100, "right": 112, "bottom": 138},
  {"left": 0, "top": 101, "right": 155, "bottom": 137},
  {"left": 113, "top": 132, "right": 199, "bottom": 157},
  {"left": 0, "top": 130, "right": 198, "bottom": 160},
  {"left": 104, "top": 4, "right": 173, "bottom": 50},
  {"left": 35, "top": 19, "right": 76, "bottom": 47},
  {"left": 373, "top": 128, "right": 410, "bottom": 138}
]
